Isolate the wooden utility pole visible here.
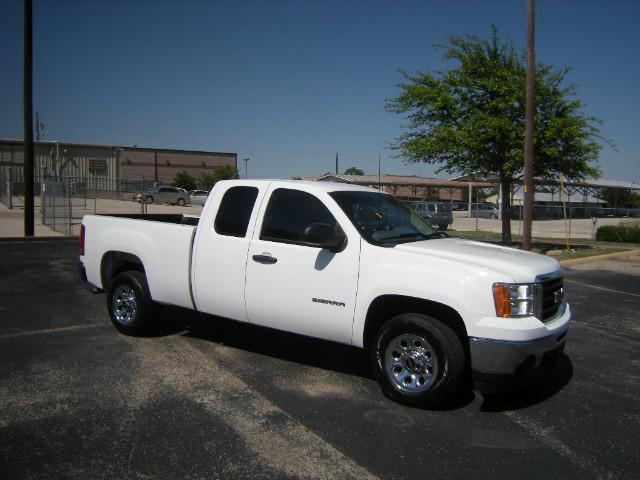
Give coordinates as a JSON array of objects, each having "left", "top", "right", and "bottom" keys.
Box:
[
  {"left": 24, "top": 0, "right": 35, "bottom": 237},
  {"left": 522, "top": 0, "right": 535, "bottom": 250}
]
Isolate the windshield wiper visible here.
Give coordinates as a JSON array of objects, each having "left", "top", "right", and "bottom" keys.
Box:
[
  {"left": 380, "top": 232, "right": 431, "bottom": 243},
  {"left": 423, "top": 231, "right": 449, "bottom": 239}
]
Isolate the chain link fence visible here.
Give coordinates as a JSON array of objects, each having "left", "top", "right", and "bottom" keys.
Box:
[
  {"left": 3, "top": 172, "right": 638, "bottom": 238},
  {"left": 509, "top": 204, "right": 640, "bottom": 221},
  {"left": 41, "top": 179, "right": 73, "bottom": 236},
  {"left": 0, "top": 175, "right": 157, "bottom": 236}
]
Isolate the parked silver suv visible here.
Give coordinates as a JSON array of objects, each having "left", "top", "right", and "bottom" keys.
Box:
[
  {"left": 470, "top": 203, "right": 499, "bottom": 219},
  {"left": 133, "top": 186, "right": 190, "bottom": 206},
  {"left": 408, "top": 202, "right": 453, "bottom": 230}
]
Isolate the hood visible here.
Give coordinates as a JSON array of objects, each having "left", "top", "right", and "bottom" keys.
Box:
[{"left": 395, "top": 238, "right": 561, "bottom": 282}]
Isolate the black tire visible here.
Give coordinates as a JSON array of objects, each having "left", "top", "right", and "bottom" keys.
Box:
[
  {"left": 371, "top": 313, "right": 465, "bottom": 408},
  {"left": 176, "top": 198, "right": 186, "bottom": 206},
  {"left": 489, "top": 213, "right": 497, "bottom": 219},
  {"left": 145, "top": 195, "right": 154, "bottom": 204},
  {"left": 107, "top": 271, "right": 157, "bottom": 336}
]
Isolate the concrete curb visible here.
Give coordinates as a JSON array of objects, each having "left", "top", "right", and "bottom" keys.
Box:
[{"left": 559, "top": 248, "right": 640, "bottom": 267}]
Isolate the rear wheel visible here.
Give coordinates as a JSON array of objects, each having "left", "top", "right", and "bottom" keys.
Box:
[
  {"left": 371, "top": 313, "right": 465, "bottom": 408},
  {"left": 107, "top": 271, "right": 156, "bottom": 336},
  {"left": 145, "top": 195, "right": 154, "bottom": 204}
]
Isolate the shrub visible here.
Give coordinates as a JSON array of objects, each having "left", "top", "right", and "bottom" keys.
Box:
[
  {"left": 172, "top": 171, "right": 197, "bottom": 191},
  {"left": 595, "top": 224, "right": 640, "bottom": 243}
]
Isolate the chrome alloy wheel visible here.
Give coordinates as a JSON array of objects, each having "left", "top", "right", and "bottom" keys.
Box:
[
  {"left": 384, "top": 333, "right": 439, "bottom": 393},
  {"left": 111, "top": 285, "right": 138, "bottom": 325}
]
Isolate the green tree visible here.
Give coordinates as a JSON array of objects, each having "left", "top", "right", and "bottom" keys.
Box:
[
  {"left": 172, "top": 170, "right": 197, "bottom": 191},
  {"left": 197, "top": 164, "right": 239, "bottom": 190},
  {"left": 387, "top": 26, "right": 608, "bottom": 242},
  {"left": 344, "top": 166, "right": 365, "bottom": 176},
  {"left": 599, "top": 187, "right": 640, "bottom": 209}
]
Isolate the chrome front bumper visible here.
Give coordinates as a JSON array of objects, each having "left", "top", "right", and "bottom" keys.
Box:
[{"left": 469, "top": 326, "right": 569, "bottom": 391}]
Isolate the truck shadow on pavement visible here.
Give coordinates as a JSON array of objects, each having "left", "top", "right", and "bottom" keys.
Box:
[
  {"left": 479, "top": 353, "right": 574, "bottom": 412},
  {"left": 155, "top": 306, "right": 572, "bottom": 411},
  {"left": 157, "top": 306, "right": 374, "bottom": 380}
]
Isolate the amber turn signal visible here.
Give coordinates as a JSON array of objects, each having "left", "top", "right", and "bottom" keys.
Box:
[{"left": 493, "top": 284, "right": 512, "bottom": 317}]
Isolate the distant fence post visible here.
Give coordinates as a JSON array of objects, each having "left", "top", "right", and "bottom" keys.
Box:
[
  {"left": 8, "top": 168, "right": 13, "bottom": 209},
  {"left": 52, "top": 182, "right": 56, "bottom": 232},
  {"left": 67, "top": 178, "right": 72, "bottom": 236},
  {"left": 41, "top": 179, "right": 45, "bottom": 225}
]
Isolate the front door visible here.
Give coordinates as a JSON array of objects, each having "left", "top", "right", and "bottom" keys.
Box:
[{"left": 245, "top": 187, "right": 360, "bottom": 345}]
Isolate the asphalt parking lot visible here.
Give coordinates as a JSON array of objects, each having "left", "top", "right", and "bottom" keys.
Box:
[{"left": 1, "top": 239, "right": 639, "bottom": 479}]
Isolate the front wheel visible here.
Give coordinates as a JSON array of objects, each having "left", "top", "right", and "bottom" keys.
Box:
[
  {"left": 371, "top": 313, "right": 465, "bottom": 408},
  {"left": 107, "top": 271, "right": 157, "bottom": 336},
  {"left": 176, "top": 198, "right": 186, "bottom": 206},
  {"left": 145, "top": 195, "right": 154, "bottom": 204}
]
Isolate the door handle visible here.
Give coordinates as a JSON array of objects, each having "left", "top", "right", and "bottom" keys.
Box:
[{"left": 252, "top": 254, "right": 277, "bottom": 265}]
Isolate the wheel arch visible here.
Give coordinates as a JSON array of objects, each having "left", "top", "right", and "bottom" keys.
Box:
[
  {"left": 363, "top": 295, "right": 469, "bottom": 356},
  {"left": 101, "top": 251, "right": 146, "bottom": 289}
]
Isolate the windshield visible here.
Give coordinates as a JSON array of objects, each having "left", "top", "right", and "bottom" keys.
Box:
[{"left": 329, "top": 191, "right": 442, "bottom": 246}]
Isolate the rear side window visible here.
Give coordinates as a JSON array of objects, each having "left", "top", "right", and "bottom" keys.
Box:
[
  {"left": 261, "top": 188, "right": 337, "bottom": 244},
  {"left": 214, "top": 186, "right": 259, "bottom": 237}
]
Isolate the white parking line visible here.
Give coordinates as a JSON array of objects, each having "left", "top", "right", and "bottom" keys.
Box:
[{"left": 565, "top": 279, "right": 640, "bottom": 298}]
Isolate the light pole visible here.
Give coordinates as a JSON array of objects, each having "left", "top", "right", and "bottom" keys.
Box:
[
  {"left": 523, "top": 0, "right": 536, "bottom": 250},
  {"left": 243, "top": 158, "right": 250, "bottom": 179}
]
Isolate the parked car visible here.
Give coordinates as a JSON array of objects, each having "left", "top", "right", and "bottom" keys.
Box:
[
  {"left": 470, "top": 203, "right": 499, "bottom": 219},
  {"left": 408, "top": 202, "right": 453, "bottom": 229},
  {"left": 451, "top": 201, "right": 469, "bottom": 211},
  {"left": 189, "top": 190, "right": 210, "bottom": 205},
  {"left": 80, "top": 180, "right": 569, "bottom": 408},
  {"left": 133, "top": 186, "right": 190, "bottom": 206}
]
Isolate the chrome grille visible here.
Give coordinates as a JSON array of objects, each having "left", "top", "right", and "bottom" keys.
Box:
[{"left": 541, "top": 275, "right": 564, "bottom": 322}]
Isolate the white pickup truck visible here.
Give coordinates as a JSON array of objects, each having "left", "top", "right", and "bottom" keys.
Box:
[{"left": 79, "top": 180, "right": 570, "bottom": 407}]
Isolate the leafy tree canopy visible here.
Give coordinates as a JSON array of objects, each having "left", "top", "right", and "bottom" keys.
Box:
[
  {"left": 197, "top": 164, "right": 239, "bottom": 190},
  {"left": 386, "top": 26, "right": 610, "bottom": 241},
  {"left": 172, "top": 171, "right": 197, "bottom": 191},
  {"left": 344, "top": 166, "right": 365, "bottom": 176},
  {"left": 598, "top": 187, "right": 640, "bottom": 209}
]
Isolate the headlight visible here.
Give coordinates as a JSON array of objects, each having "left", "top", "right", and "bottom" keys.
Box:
[{"left": 493, "top": 283, "right": 543, "bottom": 318}]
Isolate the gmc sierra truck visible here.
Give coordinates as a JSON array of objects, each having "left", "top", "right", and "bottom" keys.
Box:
[{"left": 79, "top": 180, "right": 570, "bottom": 407}]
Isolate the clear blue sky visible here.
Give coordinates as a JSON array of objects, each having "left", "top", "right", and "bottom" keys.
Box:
[{"left": 1, "top": 0, "right": 638, "bottom": 182}]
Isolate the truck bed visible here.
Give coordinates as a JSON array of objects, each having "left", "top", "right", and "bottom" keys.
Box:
[{"left": 81, "top": 214, "right": 198, "bottom": 309}]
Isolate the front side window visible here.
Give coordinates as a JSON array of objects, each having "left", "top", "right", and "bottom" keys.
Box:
[
  {"left": 330, "top": 191, "right": 439, "bottom": 246},
  {"left": 214, "top": 186, "right": 259, "bottom": 237},
  {"left": 261, "top": 189, "right": 338, "bottom": 244}
]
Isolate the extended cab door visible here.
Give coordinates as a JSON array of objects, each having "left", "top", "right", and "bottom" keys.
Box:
[
  {"left": 192, "top": 183, "right": 265, "bottom": 321},
  {"left": 244, "top": 186, "right": 360, "bottom": 345}
]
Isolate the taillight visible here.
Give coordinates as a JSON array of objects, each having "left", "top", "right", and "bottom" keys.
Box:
[{"left": 80, "top": 224, "right": 85, "bottom": 256}]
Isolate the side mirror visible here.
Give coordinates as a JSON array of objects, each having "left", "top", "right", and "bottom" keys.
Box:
[{"left": 303, "top": 223, "right": 347, "bottom": 252}]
